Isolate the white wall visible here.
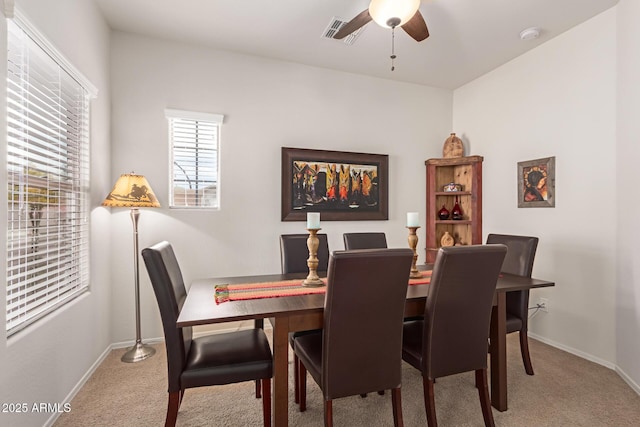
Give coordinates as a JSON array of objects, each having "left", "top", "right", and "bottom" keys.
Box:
[
  {"left": 109, "top": 32, "right": 453, "bottom": 341},
  {"left": 616, "top": 0, "right": 640, "bottom": 390},
  {"left": 453, "top": 10, "right": 618, "bottom": 366},
  {"left": 0, "top": 1, "right": 112, "bottom": 426}
]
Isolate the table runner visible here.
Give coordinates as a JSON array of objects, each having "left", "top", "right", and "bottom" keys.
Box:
[{"left": 214, "top": 270, "right": 432, "bottom": 303}]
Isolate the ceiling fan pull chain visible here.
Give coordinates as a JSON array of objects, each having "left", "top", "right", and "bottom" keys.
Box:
[{"left": 390, "top": 26, "right": 396, "bottom": 71}]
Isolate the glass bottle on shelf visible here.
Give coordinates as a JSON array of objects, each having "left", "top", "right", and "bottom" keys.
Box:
[
  {"left": 451, "top": 196, "right": 463, "bottom": 220},
  {"left": 437, "top": 204, "right": 450, "bottom": 220}
]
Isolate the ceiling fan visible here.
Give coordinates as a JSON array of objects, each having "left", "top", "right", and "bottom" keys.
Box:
[{"left": 333, "top": 0, "right": 429, "bottom": 43}]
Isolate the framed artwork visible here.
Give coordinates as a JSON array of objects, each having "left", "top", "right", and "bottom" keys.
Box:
[
  {"left": 517, "top": 156, "right": 555, "bottom": 208},
  {"left": 281, "top": 147, "right": 389, "bottom": 221}
]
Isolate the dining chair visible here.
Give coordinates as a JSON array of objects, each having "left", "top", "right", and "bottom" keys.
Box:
[
  {"left": 402, "top": 245, "right": 507, "bottom": 427},
  {"left": 342, "top": 232, "right": 387, "bottom": 250},
  {"left": 142, "top": 241, "right": 273, "bottom": 427},
  {"left": 344, "top": 231, "right": 419, "bottom": 327},
  {"left": 294, "top": 248, "right": 414, "bottom": 427},
  {"left": 280, "top": 233, "right": 330, "bottom": 274},
  {"left": 486, "top": 233, "right": 539, "bottom": 375},
  {"left": 280, "top": 233, "right": 329, "bottom": 404}
]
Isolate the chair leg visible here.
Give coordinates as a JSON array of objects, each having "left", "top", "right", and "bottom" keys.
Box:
[
  {"left": 520, "top": 330, "right": 535, "bottom": 375},
  {"left": 299, "top": 361, "right": 307, "bottom": 412},
  {"left": 422, "top": 377, "right": 437, "bottom": 427},
  {"left": 255, "top": 319, "right": 265, "bottom": 398},
  {"left": 475, "top": 369, "right": 495, "bottom": 427},
  {"left": 261, "top": 378, "right": 271, "bottom": 427},
  {"left": 324, "top": 399, "right": 333, "bottom": 427},
  {"left": 391, "top": 387, "right": 404, "bottom": 427},
  {"left": 294, "top": 354, "right": 300, "bottom": 404},
  {"left": 165, "top": 392, "right": 180, "bottom": 427}
]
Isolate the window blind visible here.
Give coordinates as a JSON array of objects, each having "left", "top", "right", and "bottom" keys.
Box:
[
  {"left": 6, "top": 19, "right": 91, "bottom": 335},
  {"left": 166, "top": 110, "right": 223, "bottom": 208}
]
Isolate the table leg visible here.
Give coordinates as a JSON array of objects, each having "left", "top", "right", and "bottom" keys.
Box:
[
  {"left": 272, "top": 316, "right": 290, "bottom": 427},
  {"left": 490, "top": 292, "right": 508, "bottom": 411}
]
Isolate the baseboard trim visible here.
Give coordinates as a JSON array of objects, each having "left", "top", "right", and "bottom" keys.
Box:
[
  {"left": 529, "top": 333, "right": 640, "bottom": 398},
  {"left": 43, "top": 344, "right": 113, "bottom": 427},
  {"left": 528, "top": 332, "right": 616, "bottom": 369},
  {"left": 615, "top": 365, "right": 640, "bottom": 396},
  {"left": 44, "top": 324, "right": 274, "bottom": 426}
]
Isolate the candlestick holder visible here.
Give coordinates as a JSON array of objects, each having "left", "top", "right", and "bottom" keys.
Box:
[
  {"left": 303, "top": 228, "right": 325, "bottom": 287},
  {"left": 406, "top": 226, "right": 422, "bottom": 279}
]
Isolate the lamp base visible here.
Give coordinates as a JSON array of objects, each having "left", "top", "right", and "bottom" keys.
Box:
[{"left": 121, "top": 341, "right": 156, "bottom": 363}]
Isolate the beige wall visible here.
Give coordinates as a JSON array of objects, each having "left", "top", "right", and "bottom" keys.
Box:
[
  {"left": 453, "top": 10, "right": 618, "bottom": 366},
  {"left": 0, "top": 1, "right": 113, "bottom": 426},
  {"left": 616, "top": 0, "right": 640, "bottom": 391},
  {"left": 108, "top": 32, "right": 453, "bottom": 342}
]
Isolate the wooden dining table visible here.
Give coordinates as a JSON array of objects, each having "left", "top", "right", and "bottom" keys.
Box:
[{"left": 177, "top": 266, "right": 554, "bottom": 426}]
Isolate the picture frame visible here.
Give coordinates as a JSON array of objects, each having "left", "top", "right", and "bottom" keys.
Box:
[
  {"left": 517, "top": 156, "right": 555, "bottom": 208},
  {"left": 281, "top": 147, "right": 389, "bottom": 221}
]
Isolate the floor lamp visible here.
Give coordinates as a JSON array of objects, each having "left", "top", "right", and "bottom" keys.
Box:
[{"left": 103, "top": 173, "right": 160, "bottom": 363}]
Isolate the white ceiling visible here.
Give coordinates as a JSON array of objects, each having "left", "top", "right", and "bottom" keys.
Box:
[{"left": 94, "top": 0, "right": 618, "bottom": 89}]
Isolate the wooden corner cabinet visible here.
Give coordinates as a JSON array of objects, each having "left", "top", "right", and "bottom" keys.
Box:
[{"left": 425, "top": 155, "right": 483, "bottom": 263}]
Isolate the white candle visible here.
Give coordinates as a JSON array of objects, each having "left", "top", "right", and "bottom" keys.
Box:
[
  {"left": 407, "top": 212, "right": 419, "bottom": 227},
  {"left": 307, "top": 212, "right": 320, "bottom": 229}
]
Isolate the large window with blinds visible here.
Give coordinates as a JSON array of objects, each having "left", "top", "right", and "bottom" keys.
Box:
[
  {"left": 166, "top": 109, "right": 223, "bottom": 209},
  {"left": 6, "top": 17, "right": 92, "bottom": 335}
]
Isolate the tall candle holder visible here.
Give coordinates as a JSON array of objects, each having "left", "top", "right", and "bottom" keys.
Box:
[
  {"left": 302, "top": 228, "right": 324, "bottom": 287},
  {"left": 406, "top": 226, "right": 422, "bottom": 279}
]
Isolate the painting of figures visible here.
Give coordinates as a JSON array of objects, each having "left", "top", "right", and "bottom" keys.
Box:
[{"left": 282, "top": 147, "right": 388, "bottom": 221}]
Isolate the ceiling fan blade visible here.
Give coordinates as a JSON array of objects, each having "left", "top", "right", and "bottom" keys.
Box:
[
  {"left": 334, "top": 9, "right": 372, "bottom": 39},
  {"left": 402, "top": 11, "right": 429, "bottom": 42}
]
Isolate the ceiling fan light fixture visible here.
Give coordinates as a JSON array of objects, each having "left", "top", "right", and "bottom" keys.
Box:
[{"left": 369, "top": 0, "right": 420, "bottom": 29}]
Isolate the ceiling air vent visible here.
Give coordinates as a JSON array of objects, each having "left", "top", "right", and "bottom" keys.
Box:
[{"left": 321, "top": 17, "right": 365, "bottom": 46}]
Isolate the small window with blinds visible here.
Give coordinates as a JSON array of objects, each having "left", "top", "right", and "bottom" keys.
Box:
[
  {"left": 6, "top": 17, "right": 93, "bottom": 335},
  {"left": 166, "top": 109, "right": 223, "bottom": 209}
]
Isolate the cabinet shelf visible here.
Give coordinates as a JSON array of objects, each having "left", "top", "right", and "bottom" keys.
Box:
[
  {"left": 434, "top": 191, "right": 472, "bottom": 196},
  {"left": 425, "top": 156, "right": 483, "bottom": 263}
]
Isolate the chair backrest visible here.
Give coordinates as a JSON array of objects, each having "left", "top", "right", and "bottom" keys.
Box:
[
  {"left": 423, "top": 245, "right": 507, "bottom": 379},
  {"left": 280, "top": 233, "right": 329, "bottom": 274},
  {"left": 141, "top": 241, "right": 192, "bottom": 393},
  {"left": 486, "top": 234, "right": 539, "bottom": 321},
  {"left": 342, "top": 232, "right": 387, "bottom": 250},
  {"left": 486, "top": 234, "right": 538, "bottom": 277},
  {"left": 321, "top": 248, "right": 413, "bottom": 399}
]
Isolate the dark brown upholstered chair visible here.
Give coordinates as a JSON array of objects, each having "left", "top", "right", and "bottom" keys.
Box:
[
  {"left": 486, "top": 233, "right": 539, "bottom": 375},
  {"left": 280, "top": 233, "right": 329, "bottom": 404},
  {"left": 280, "top": 233, "right": 329, "bottom": 274},
  {"left": 402, "top": 245, "right": 507, "bottom": 427},
  {"left": 294, "top": 248, "right": 413, "bottom": 427},
  {"left": 142, "top": 241, "right": 273, "bottom": 427},
  {"left": 343, "top": 232, "right": 387, "bottom": 250}
]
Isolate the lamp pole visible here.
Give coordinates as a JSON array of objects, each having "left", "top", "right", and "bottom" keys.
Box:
[{"left": 121, "top": 207, "right": 156, "bottom": 363}]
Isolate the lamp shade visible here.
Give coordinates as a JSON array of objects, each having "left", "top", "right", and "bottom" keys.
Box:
[
  {"left": 102, "top": 173, "right": 160, "bottom": 208},
  {"left": 369, "top": 0, "right": 420, "bottom": 28}
]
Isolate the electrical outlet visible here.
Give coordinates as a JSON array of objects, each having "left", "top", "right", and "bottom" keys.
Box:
[{"left": 538, "top": 297, "right": 549, "bottom": 313}]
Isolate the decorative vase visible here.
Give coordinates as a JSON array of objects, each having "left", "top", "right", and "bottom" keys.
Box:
[
  {"left": 441, "top": 231, "right": 454, "bottom": 247},
  {"left": 437, "top": 204, "right": 450, "bottom": 220},
  {"left": 451, "top": 196, "right": 463, "bottom": 220},
  {"left": 442, "top": 132, "right": 464, "bottom": 158}
]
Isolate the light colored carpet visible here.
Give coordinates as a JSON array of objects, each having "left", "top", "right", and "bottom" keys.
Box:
[{"left": 54, "top": 333, "right": 640, "bottom": 426}]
